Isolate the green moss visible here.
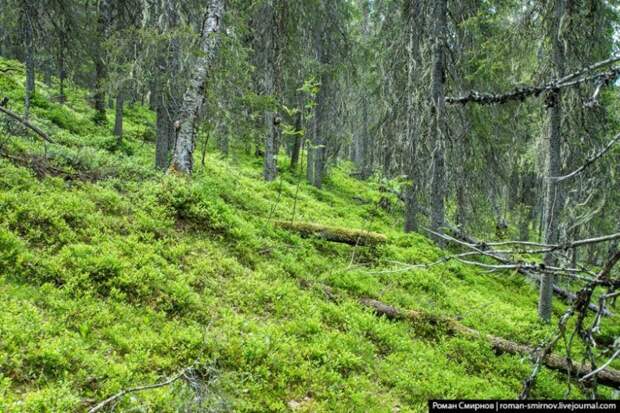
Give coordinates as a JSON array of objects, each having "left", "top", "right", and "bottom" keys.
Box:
[{"left": 0, "top": 57, "right": 604, "bottom": 412}]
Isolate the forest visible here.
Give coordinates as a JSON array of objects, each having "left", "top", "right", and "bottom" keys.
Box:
[{"left": 0, "top": 0, "right": 619, "bottom": 411}]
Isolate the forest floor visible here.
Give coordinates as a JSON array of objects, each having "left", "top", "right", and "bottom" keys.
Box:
[{"left": 0, "top": 57, "right": 618, "bottom": 412}]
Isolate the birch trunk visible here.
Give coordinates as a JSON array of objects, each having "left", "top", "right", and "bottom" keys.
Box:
[{"left": 169, "top": 0, "right": 224, "bottom": 174}]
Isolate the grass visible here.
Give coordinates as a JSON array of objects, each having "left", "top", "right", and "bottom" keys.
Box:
[{"left": 0, "top": 57, "right": 616, "bottom": 412}]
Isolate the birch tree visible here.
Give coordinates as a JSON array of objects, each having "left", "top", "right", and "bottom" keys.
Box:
[{"left": 169, "top": 0, "right": 224, "bottom": 174}]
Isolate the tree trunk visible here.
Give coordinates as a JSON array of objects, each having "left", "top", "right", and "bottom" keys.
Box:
[
  {"left": 93, "top": 0, "right": 111, "bottom": 125},
  {"left": 290, "top": 108, "right": 303, "bottom": 170},
  {"left": 58, "top": 37, "right": 66, "bottom": 103},
  {"left": 518, "top": 171, "right": 536, "bottom": 241},
  {"left": 311, "top": 78, "right": 327, "bottom": 188},
  {"left": 539, "top": 0, "right": 566, "bottom": 323},
  {"left": 306, "top": 117, "right": 315, "bottom": 183},
  {"left": 169, "top": 0, "right": 224, "bottom": 174},
  {"left": 154, "top": 0, "right": 181, "bottom": 170},
  {"left": 357, "top": 297, "right": 620, "bottom": 388},
  {"left": 262, "top": 0, "right": 285, "bottom": 181},
  {"left": 519, "top": 209, "right": 531, "bottom": 241},
  {"left": 357, "top": 0, "right": 371, "bottom": 179},
  {"left": 403, "top": 0, "right": 422, "bottom": 233},
  {"left": 383, "top": 142, "right": 393, "bottom": 178},
  {"left": 429, "top": 0, "right": 447, "bottom": 242},
  {"left": 360, "top": 95, "right": 370, "bottom": 178},
  {"left": 276, "top": 221, "right": 387, "bottom": 246},
  {"left": 22, "top": 1, "right": 35, "bottom": 120},
  {"left": 217, "top": 122, "right": 229, "bottom": 156},
  {"left": 114, "top": 92, "right": 123, "bottom": 145},
  {"left": 43, "top": 59, "right": 52, "bottom": 86},
  {"left": 306, "top": 4, "right": 332, "bottom": 189},
  {"left": 261, "top": 1, "right": 278, "bottom": 181},
  {"left": 155, "top": 88, "right": 175, "bottom": 170}
]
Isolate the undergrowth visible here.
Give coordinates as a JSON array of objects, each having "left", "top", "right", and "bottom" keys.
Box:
[{"left": 0, "top": 57, "right": 616, "bottom": 412}]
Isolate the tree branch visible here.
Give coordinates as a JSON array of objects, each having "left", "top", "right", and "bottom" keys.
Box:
[
  {"left": 424, "top": 228, "right": 614, "bottom": 316},
  {"left": 0, "top": 104, "right": 53, "bottom": 143},
  {"left": 445, "top": 64, "right": 620, "bottom": 106},
  {"left": 551, "top": 132, "right": 620, "bottom": 183},
  {"left": 87, "top": 369, "right": 190, "bottom": 413}
]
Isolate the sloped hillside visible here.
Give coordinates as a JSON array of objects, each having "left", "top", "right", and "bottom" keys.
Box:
[{"left": 0, "top": 58, "right": 613, "bottom": 412}]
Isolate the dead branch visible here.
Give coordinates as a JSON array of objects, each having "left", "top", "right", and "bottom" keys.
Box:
[
  {"left": 580, "top": 349, "right": 620, "bottom": 382},
  {"left": 520, "top": 250, "right": 620, "bottom": 397},
  {"left": 454, "top": 258, "right": 595, "bottom": 282},
  {"left": 556, "top": 54, "right": 620, "bottom": 83},
  {"left": 275, "top": 220, "right": 387, "bottom": 246},
  {"left": 426, "top": 228, "right": 613, "bottom": 316},
  {"left": 585, "top": 79, "right": 605, "bottom": 108},
  {"left": 476, "top": 232, "right": 620, "bottom": 251},
  {"left": 0, "top": 149, "right": 104, "bottom": 182},
  {"left": 446, "top": 66, "right": 620, "bottom": 106},
  {"left": 551, "top": 132, "right": 620, "bottom": 183},
  {"left": 87, "top": 369, "right": 190, "bottom": 413},
  {"left": 0, "top": 104, "right": 53, "bottom": 143}
]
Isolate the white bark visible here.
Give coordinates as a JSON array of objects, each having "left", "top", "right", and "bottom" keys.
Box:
[{"left": 170, "top": 0, "right": 224, "bottom": 174}]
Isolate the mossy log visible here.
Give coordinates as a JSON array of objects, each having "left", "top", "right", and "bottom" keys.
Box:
[
  {"left": 359, "top": 297, "right": 620, "bottom": 389},
  {"left": 275, "top": 221, "right": 387, "bottom": 246}
]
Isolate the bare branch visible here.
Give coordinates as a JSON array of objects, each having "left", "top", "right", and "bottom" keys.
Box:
[
  {"left": 0, "top": 104, "right": 53, "bottom": 143},
  {"left": 580, "top": 349, "right": 620, "bottom": 382},
  {"left": 473, "top": 232, "right": 620, "bottom": 253},
  {"left": 556, "top": 54, "right": 620, "bottom": 84},
  {"left": 424, "top": 228, "right": 614, "bottom": 315},
  {"left": 87, "top": 369, "right": 190, "bottom": 413},
  {"left": 445, "top": 66, "right": 620, "bottom": 106},
  {"left": 551, "top": 132, "right": 620, "bottom": 182},
  {"left": 520, "top": 250, "right": 620, "bottom": 396}
]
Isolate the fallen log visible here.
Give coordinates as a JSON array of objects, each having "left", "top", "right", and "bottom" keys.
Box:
[
  {"left": 275, "top": 221, "right": 387, "bottom": 246},
  {"left": 299, "top": 279, "right": 620, "bottom": 389},
  {"left": 358, "top": 297, "right": 620, "bottom": 388},
  {"left": 0, "top": 104, "right": 53, "bottom": 143}
]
